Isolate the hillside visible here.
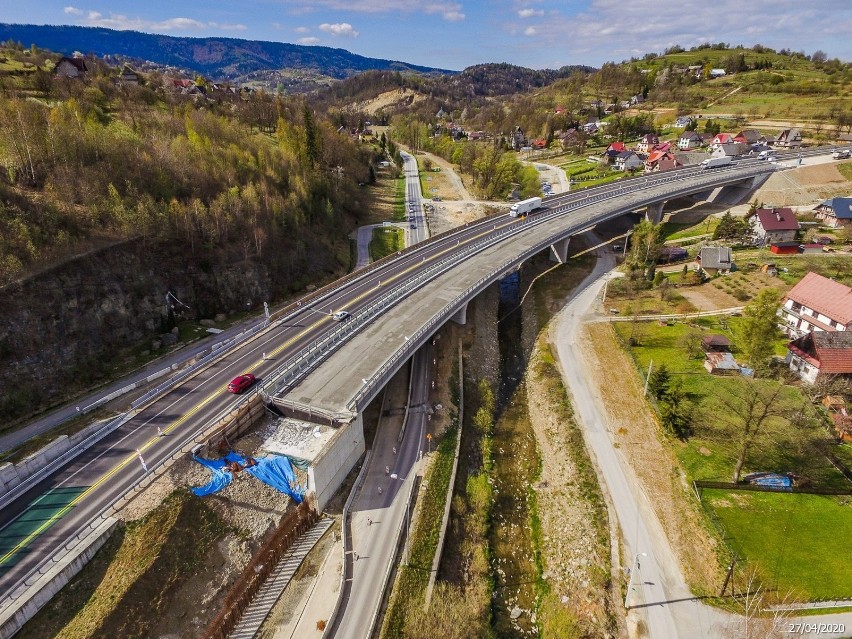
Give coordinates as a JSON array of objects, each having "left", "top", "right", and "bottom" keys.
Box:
[
  {"left": 0, "top": 44, "right": 385, "bottom": 425},
  {"left": 0, "top": 23, "right": 455, "bottom": 81}
]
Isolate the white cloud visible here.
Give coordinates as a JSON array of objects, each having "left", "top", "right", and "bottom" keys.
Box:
[
  {"left": 74, "top": 9, "right": 246, "bottom": 32},
  {"left": 294, "top": 26, "right": 310, "bottom": 33},
  {"left": 524, "top": 26, "right": 537, "bottom": 36},
  {"left": 282, "top": 0, "right": 465, "bottom": 21},
  {"left": 319, "top": 22, "right": 359, "bottom": 37},
  {"left": 504, "top": 0, "right": 852, "bottom": 66},
  {"left": 518, "top": 8, "right": 544, "bottom": 18},
  {"left": 63, "top": 6, "right": 83, "bottom": 15},
  {"left": 298, "top": 36, "right": 321, "bottom": 44}
]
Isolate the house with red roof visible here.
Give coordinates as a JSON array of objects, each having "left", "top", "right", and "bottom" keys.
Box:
[
  {"left": 644, "top": 150, "right": 681, "bottom": 173},
  {"left": 787, "top": 331, "right": 852, "bottom": 384},
  {"left": 779, "top": 272, "right": 852, "bottom": 338},
  {"left": 750, "top": 207, "right": 799, "bottom": 245},
  {"left": 711, "top": 133, "right": 735, "bottom": 146}
]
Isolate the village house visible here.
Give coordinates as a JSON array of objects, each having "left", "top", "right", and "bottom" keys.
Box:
[
  {"left": 117, "top": 65, "right": 141, "bottom": 86},
  {"left": 734, "top": 129, "right": 761, "bottom": 145},
  {"left": 678, "top": 130, "right": 703, "bottom": 150},
  {"left": 750, "top": 207, "right": 799, "bottom": 245},
  {"left": 704, "top": 351, "right": 740, "bottom": 375},
  {"left": 559, "top": 128, "right": 583, "bottom": 150},
  {"left": 775, "top": 128, "right": 802, "bottom": 148},
  {"left": 636, "top": 134, "right": 660, "bottom": 153},
  {"left": 702, "top": 334, "right": 732, "bottom": 353},
  {"left": 511, "top": 126, "right": 526, "bottom": 150},
  {"left": 779, "top": 272, "right": 852, "bottom": 338},
  {"left": 54, "top": 56, "right": 87, "bottom": 78},
  {"left": 786, "top": 331, "right": 852, "bottom": 384},
  {"left": 614, "top": 150, "right": 644, "bottom": 171},
  {"left": 813, "top": 197, "right": 852, "bottom": 228},
  {"left": 644, "top": 149, "right": 681, "bottom": 173},
  {"left": 711, "top": 142, "right": 747, "bottom": 158},
  {"left": 697, "top": 246, "right": 734, "bottom": 277},
  {"left": 674, "top": 115, "right": 695, "bottom": 128}
]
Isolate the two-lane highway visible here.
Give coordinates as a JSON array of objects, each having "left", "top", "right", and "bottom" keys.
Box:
[{"left": 0, "top": 153, "right": 791, "bottom": 612}]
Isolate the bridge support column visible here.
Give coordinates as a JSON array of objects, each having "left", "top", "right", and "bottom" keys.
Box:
[
  {"left": 549, "top": 237, "right": 571, "bottom": 263},
  {"left": 450, "top": 302, "right": 468, "bottom": 325},
  {"left": 645, "top": 201, "right": 665, "bottom": 225}
]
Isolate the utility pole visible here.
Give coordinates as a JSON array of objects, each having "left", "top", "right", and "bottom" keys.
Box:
[{"left": 643, "top": 360, "right": 653, "bottom": 397}]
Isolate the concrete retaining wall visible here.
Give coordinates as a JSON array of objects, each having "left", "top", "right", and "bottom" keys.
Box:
[
  {"left": 0, "top": 517, "right": 118, "bottom": 639},
  {"left": 0, "top": 420, "right": 111, "bottom": 497},
  {"left": 309, "top": 416, "right": 365, "bottom": 511}
]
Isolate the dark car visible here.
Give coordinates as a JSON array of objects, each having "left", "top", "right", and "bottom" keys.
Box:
[
  {"left": 227, "top": 373, "right": 256, "bottom": 394},
  {"left": 410, "top": 223, "right": 417, "bottom": 229}
]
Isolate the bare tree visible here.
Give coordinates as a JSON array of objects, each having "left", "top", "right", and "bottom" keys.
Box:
[
  {"left": 718, "top": 379, "right": 787, "bottom": 483},
  {"left": 720, "top": 569, "right": 794, "bottom": 639}
]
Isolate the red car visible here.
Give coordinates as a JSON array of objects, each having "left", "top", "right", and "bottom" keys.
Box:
[{"left": 227, "top": 373, "right": 256, "bottom": 394}]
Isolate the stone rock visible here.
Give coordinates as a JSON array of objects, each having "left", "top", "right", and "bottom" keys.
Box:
[
  {"left": 510, "top": 607, "right": 523, "bottom": 620},
  {"left": 215, "top": 313, "right": 227, "bottom": 322},
  {"left": 200, "top": 319, "right": 216, "bottom": 327},
  {"left": 160, "top": 333, "right": 178, "bottom": 346},
  {"left": 151, "top": 340, "right": 162, "bottom": 350},
  {"left": 306, "top": 284, "right": 317, "bottom": 292},
  {"left": 171, "top": 326, "right": 180, "bottom": 335}
]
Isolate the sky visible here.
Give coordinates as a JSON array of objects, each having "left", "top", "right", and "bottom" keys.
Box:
[{"left": 2, "top": 0, "right": 851, "bottom": 70}]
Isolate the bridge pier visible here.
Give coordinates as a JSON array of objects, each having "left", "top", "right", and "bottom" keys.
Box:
[
  {"left": 450, "top": 302, "right": 468, "bottom": 325},
  {"left": 549, "top": 237, "right": 571, "bottom": 263},
  {"left": 645, "top": 201, "right": 665, "bottom": 225}
]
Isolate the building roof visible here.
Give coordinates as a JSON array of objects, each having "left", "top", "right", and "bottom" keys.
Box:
[
  {"left": 755, "top": 207, "right": 799, "bottom": 231},
  {"left": 705, "top": 351, "right": 740, "bottom": 371},
  {"left": 816, "top": 197, "right": 852, "bottom": 219},
  {"left": 785, "top": 272, "right": 852, "bottom": 327},
  {"left": 57, "top": 56, "right": 87, "bottom": 72},
  {"left": 698, "top": 246, "right": 733, "bottom": 269},
  {"left": 702, "top": 334, "right": 732, "bottom": 350},
  {"left": 788, "top": 331, "right": 852, "bottom": 374}
]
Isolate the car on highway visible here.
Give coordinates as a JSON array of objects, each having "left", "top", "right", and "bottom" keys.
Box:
[
  {"left": 332, "top": 310, "right": 351, "bottom": 322},
  {"left": 410, "top": 223, "right": 417, "bottom": 229},
  {"left": 832, "top": 149, "right": 851, "bottom": 159},
  {"left": 227, "top": 373, "right": 256, "bottom": 394},
  {"left": 432, "top": 196, "right": 442, "bottom": 201}
]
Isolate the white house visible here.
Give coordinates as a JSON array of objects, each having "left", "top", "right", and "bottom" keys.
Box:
[
  {"left": 787, "top": 331, "right": 852, "bottom": 384},
  {"left": 778, "top": 272, "right": 852, "bottom": 338},
  {"left": 750, "top": 207, "right": 799, "bottom": 245}
]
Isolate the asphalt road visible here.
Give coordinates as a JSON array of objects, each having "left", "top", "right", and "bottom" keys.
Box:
[
  {"left": 553, "top": 234, "right": 852, "bottom": 639},
  {"left": 329, "top": 345, "right": 432, "bottom": 637},
  {"left": 401, "top": 151, "right": 430, "bottom": 244},
  {"left": 0, "top": 151, "right": 812, "bottom": 605}
]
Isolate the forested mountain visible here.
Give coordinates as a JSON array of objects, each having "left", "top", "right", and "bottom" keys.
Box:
[
  {"left": 0, "top": 24, "right": 454, "bottom": 81},
  {"left": 448, "top": 62, "right": 594, "bottom": 97},
  {"left": 0, "top": 44, "right": 387, "bottom": 421}
]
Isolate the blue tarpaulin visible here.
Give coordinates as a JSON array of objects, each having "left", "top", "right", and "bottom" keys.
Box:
[
  {"left": 191, "top": 453, "right": 305, "bottom": 502},
  {"left": 247, "top": 455, "right": 305, "bottom": 503}
]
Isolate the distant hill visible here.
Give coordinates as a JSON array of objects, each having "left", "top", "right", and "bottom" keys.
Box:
[
  {"left": 0, "top": 23, "right": 455, "bottom": 81},
  {"left": 449, "top": 62, "right": 595, "bottom": 97}
]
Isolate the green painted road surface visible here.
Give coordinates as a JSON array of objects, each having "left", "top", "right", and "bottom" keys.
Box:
[{"left": 0, "top": 486, "right": 87, "bottom": 573}]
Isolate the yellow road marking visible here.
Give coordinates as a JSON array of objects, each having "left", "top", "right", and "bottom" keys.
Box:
[{"left": 0, "top": 220, "right": 512, "bottom": 567}]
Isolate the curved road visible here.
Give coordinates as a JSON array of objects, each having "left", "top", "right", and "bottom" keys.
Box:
[{"left": 0, "top": 150, "right": 825, "bottom": 621}]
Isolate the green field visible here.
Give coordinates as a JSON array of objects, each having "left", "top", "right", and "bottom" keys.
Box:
[
  {"left": 660, "top": 217, "right": 719, "bottom": 241},
  {"left": 612, "top": 319, "right": 847, "bottom": 488},
  {"left": 370, "top": 226, "right": 404, "bottom": 261},
  {"left": 703, "top": 490, "right": 852, "bottom": 600}
]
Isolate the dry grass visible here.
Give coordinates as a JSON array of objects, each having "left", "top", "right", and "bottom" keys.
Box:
[{"left": 583, "top": 323, "right": 724, "bottom": 594}]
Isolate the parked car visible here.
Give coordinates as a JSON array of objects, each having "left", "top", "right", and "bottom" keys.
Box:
[
  {"left": 332, "top": 310, "right": 350, "bottom": 322},
  {"left": 410, "top": 223, "right": 417, "bottom": 229},
  {"left": 227, "top": 373, "right": 256, "bottom": 394}
]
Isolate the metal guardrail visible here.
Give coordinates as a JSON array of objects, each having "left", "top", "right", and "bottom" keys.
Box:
[{"left": 258, "top": 163, "right": 776, "bottom": 413}]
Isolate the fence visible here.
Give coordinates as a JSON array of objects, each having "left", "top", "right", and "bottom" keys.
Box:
[
  {"left": 693, "top": 479, "right": 852, "bottom": 497},
  {"left": 200, "top": 498, "right": 320, "bottom": 639}
]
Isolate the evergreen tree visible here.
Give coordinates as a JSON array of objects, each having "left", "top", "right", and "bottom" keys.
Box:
[{"left": 736, "top": 289, "right": 781, "bottom": 373}]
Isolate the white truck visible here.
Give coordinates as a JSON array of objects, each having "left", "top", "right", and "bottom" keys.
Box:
[
  {"left": 701, "top": 156, "right": 733, "bottom": 169},
  {"left": 509, "top": 197, "right": 543, "bottom": 218}
]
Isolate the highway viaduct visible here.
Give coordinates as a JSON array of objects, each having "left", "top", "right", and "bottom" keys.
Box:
[{"left": 260, "top": 160, "right": 777, "bottom": 508}]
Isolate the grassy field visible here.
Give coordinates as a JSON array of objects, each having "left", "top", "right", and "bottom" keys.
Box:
[
  {"left": 702, "top": 490, "right": 852, "bottom": 600},
  {"left": 661, "top": 217, "right": 719, "bottom": 241},
  {"left": 370, "top": 226, "right": 403, "bottom": 260},
  {"left": 611, "top": 319, "right": 847, "bottom": 488}
]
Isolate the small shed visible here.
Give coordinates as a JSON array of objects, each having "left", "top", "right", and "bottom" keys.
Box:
[
  {"left": 704, "top": 351, "right": 740, "bottom": 375},
  {"left": 701, "top": 334, "right": 732, "bottom": 352},
  {"left": 658, "top": 246, "right": 688, "bottom": 263},
  {"left": 770, "top": 242, "right": 799, "bottom": 255},
  {"left": 800, "top": 243, "right": 823, "bottom": 254}
]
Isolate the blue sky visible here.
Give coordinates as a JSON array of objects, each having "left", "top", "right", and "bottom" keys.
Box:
[{"left": 3, "top": 0, "right": 851, "bottom": 70}]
